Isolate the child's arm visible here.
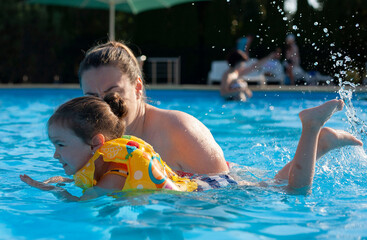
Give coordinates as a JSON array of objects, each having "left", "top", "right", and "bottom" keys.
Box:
[
  {"left": 20, "top": 174, "right": 79, "bottom": 201},
  {"left": 20, "top": 173, "right": 126, "bottom": 201},
  {"left": 43, "top": 176, "right": 74, "bottom": 184},
  {"left": 80, "top": 172, "right": 126, "bottom": 200}
]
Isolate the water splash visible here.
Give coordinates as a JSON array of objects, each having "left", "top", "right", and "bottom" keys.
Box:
[
  {"left": 338, "top": 81, "right": 367, "bottom": 184},
  {"left": 338, "top": 82, "right": 367, "bottom": 143}
]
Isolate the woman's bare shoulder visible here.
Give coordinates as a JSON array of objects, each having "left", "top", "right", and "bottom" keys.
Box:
[
  {"left": 144, "top": 105, "right": 226, "bottom": 173},
  {"left": 147, "top": 105, "right": 196, "bottom": 124},
  {"left": 145, "top": 104, "right": 210, "bottom": 139}
]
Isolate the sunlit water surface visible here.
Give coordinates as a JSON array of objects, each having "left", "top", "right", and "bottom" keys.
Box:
[{"left": 1, "top": 88, "right": 367, "bottom": 239}]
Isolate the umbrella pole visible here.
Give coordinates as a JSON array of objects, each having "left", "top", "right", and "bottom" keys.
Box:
[{"left": 109, "top": 1, "right": 115, "bottom": 41}]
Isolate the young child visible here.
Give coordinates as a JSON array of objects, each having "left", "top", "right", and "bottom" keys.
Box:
[
  {"left": 20, "top": 93, "right": 362, "bottom": 201},
  {"left": 220, "top": 49, "right": 281, "bottom": 101}
]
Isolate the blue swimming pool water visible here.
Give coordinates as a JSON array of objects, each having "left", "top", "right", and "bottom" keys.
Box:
[{"left": 1, "top": 88, "right": 367, "bottom": 239}]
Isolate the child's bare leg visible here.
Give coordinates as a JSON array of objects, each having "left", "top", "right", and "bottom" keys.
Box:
[
  {"left": 275, "top": 127, "right": 362, "bottom": 180},
  {"left": 316, "top": 127, "right": 362, "bottom": 158},
  {"left": 286, "top": 100, "right": 344, "bottom": 189}
]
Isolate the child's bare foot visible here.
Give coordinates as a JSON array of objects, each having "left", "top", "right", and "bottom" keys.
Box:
[
  {"left": 317, "top": 127, "right": 363, "bottom": 159},
  {"left": 299, "top": 99, "right": 344, "bottom": 130}
]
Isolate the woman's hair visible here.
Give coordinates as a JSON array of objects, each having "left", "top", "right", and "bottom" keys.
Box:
[
  {"left": 48, "top": 92, "right": 128, "bottom": 144},
  {"left": 227, "top": 49, "right": 249, "bottom": 67},
  {"left": 78, "top": 41, "right": 143, "bottom": 86}
]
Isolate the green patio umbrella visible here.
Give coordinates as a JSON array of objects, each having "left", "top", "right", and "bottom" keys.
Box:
[{"left": 28, "top": 0, "right": 209, "bottom": 41}]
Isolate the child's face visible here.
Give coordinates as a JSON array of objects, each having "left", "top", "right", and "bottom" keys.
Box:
[{"left": 48, "top": 123, "right": 93, "bottom": 175}]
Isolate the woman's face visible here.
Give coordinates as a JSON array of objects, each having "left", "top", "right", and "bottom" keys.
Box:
[{"left": 80, "top": 65, "right": 142, "bottom": 128}]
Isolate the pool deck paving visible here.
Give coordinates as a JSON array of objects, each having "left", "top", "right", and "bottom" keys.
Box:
[{"left": 0, "top": 83, "right": 367, "bottom": 92}]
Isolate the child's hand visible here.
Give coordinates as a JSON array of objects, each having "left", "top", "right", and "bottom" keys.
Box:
[
  {"left": 43, "top": 176, "right": 74, "bottom": 184},
  {"left": 20, "top": 174, "right": 56, "bottom": 191}
]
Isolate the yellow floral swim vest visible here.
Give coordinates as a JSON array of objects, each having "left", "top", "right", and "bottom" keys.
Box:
[{"left": 74, "top": 135, "right": 198, "bottom": 192}]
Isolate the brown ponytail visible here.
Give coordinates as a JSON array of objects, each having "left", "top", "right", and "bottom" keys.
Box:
[{"left": 103, "top": 92, "right": 128, "bottom": 120}]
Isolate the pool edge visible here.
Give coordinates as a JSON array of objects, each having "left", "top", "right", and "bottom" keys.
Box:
[{"left": 0, "top": 83, "right": 366, "bottom": 92}]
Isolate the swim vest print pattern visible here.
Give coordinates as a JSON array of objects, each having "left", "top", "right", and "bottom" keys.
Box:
[{"left": 74, "top": 135, "right": 198, "bottom": 192}]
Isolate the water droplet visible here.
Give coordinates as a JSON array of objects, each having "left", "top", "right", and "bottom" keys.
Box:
[
  {"left": 344, "top": 56, "right": 351, "bottom": 62},
  {"left": 283, "top": 17, "right": 288, "bottom": 21},
  {"left": 292, "top": 25, "right": 298, "bottom": 30},
  {"left": 323, "top": 28, "right": 328, "bottom": 33},
  {"left": 314, "top": 62, "right": 318, "bottom": 66},
  {"left": 314, "top": 22, "right": 319, "bottom": 26},
  {"left": 356, "top": 23, "right": 360, "bottom": 27}
]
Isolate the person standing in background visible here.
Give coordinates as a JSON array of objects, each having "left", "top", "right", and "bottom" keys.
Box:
[
  {"left": 237, "top": 34, "right": 254, "bottom": 56},
  {"left": 284, "top": 34, "right": 301, "bottom": 85}
]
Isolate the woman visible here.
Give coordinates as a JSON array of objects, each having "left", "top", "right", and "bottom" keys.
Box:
[
  {"left": 78, "top": 41, "right": 228, "bottom": 175},
  {"left": 284, "top": 34, "right": 301, "bottom": 85},
  {"left": 77, "top": 41, "right": 361, "bottom": 177}
]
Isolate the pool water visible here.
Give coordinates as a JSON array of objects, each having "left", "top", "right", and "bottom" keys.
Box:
[{"left": 1, "top": 88, "right": 367, "bottom": 239}]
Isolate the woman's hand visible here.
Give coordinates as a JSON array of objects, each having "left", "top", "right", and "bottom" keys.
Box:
[{"left": 20, "top": 174, "right": 56, "bottom": 191}]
